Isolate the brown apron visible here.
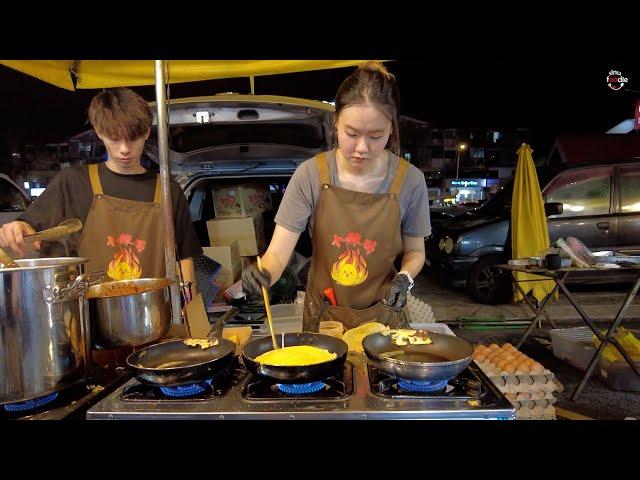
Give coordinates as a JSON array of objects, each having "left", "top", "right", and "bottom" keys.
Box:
[
  {"left": 78, "top": 164, "right": 166, "bottom": 367},
  {"left": 303, "top": 151, "right": 411, "bottom": 332}
]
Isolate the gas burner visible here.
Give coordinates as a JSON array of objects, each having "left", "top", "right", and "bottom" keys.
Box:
[
  {"left": 397, "top": 379, "right": 448, "bottom": 393},
  {"left": 121, "top": 358, "right": 239, "bottom": 402},
  {"left": 160, "top": 380, "right": 213, "bottom": 398},
  {"left": 368, "top": 363, "right": 485, "bottom": 401},
  {"left": 3, "top": 392, "right": 58, "bottom": 412},
  {"left": 243, "top": 362, "right": 354, "bottom": 401},
  {"left": 276, "top": 381, "right": 326, "bottom": 395}
]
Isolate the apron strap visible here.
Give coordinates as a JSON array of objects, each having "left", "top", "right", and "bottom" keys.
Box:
[
  {"left": 316, "top": 152, "right": 330, "bottom": 185},
  {"left": 389, "top": 157, "right": 410, "bottom": 195},
  {"left": 153, "top": 175, "right": 161, "bottom": 204},
  {"left": 88, "top": 163, "right": 104, "bottom": 195}
]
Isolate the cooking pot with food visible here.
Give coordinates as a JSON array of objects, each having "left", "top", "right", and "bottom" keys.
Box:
[
  {"left": 86, "top": 278, "right": 172, "bottom": 349},
  {"left": 0, "top": 258, "right": 100, "bottom": 405}
]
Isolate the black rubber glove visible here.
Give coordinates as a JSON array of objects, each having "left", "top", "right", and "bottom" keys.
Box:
[
  {"left": 241, "top": 264, "right": 271, "bottom": 298},
  {"left": 382, "top": 273, "right": 411, "bottom": 310}
]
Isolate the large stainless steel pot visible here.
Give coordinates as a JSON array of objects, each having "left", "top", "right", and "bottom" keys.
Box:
[
  {"left": 0, "top": 258, "right": 98, "bottom": 405},
  {"left": 87, "top": 278, "right": 172, "bottom": 349}
]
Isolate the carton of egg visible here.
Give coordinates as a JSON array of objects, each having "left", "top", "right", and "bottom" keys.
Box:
[{"left": 472, "top": 342, "right": 564, "bottom": 419}]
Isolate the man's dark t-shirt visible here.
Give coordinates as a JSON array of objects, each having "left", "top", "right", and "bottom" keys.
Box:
[{"left": 19, "top": 162, "right": 202, "bottom": 259}]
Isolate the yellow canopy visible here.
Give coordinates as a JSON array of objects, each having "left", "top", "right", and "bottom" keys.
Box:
[
  {"left": 0, "top": 60, "right": 374, "bottom": 91},
  {"left": 511, "top": 144, "right": 556, "bottom": 302}
]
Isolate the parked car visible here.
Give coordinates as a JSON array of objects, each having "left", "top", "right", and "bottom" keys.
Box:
[
  {"left": 426, "top": 159, "right": 640, "bottom": 304},
  {"left": 0, "top": 173, "right": 31, "bottom": 225}
]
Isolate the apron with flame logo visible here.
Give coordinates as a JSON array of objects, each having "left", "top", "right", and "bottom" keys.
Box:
[
  {"left": 78, "top": 164, "right": 166, "bottom": 280},
  {"left": 79, "top": 164, "right": 167, "bottom": 368},
  {"left": 303, "top": 151, "right": 411, "bottom": 331}
]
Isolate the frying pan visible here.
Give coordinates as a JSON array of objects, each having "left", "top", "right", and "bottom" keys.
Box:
[
  {"left": 126, "top": 338, "right": 235, "bottom": 386},
  {"left": 242, "top": 332, "right": 348, "bottom": 384},
  {"left": 362, "top": 331, "right": 474, "bottom": 382}
]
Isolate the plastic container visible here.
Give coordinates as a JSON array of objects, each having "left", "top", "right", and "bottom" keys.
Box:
[
  {"left": 256, "top": 302, "right": 303, "bottom": 336},
  {"left": 598, "top": 357, "right": 640, "bottom": 392},
  {"left": 550, "top": 327, "right": 596, "bottom": 371}
]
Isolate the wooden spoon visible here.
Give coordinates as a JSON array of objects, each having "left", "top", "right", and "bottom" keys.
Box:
[{"left": 256, "top": 255, "right": 278, "bottom": 350}]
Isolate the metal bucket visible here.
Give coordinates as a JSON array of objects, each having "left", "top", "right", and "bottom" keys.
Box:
[
  {"left": 87, "top": 278, "right": 172, "bottom": 349},
  {"left": 0, "top": 258, "right": 95, "bottom": 405}
]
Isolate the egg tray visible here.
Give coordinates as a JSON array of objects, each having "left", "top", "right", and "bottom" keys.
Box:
[
  {"left": 514, "top": 404, "right": 556, "bottom": 420},
  {"left": 504, "top": 392, "right": 558, "bottom": 405},
  {"left": 407, "top": 294, "right": 436, "bottom": 323},
  {"left": 474, "top": 361, "right": 564, "bottom": 395}
]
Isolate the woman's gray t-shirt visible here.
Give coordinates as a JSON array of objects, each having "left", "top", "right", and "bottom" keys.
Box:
[{"left": 274, "top": 150, "right": 431, "bottom": 239}]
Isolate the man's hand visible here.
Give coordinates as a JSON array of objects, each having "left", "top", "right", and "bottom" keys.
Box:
[
  {"left": 382, "top": 273, "right": 412, "bottom": 310},
  {"left": 0, "top": 221, "right": 39, "bottom": 256},
  {"left": 241, "top": 264, "right": 271, "bottom": 298}
]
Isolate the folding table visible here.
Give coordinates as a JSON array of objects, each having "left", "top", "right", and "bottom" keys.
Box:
[{"left": 496, "top": 263, "right": 640, "bottom": 400}]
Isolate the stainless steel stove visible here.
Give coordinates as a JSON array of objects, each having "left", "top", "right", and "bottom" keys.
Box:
[
  {"left": 87, "top": 335, "right": 515, "bottom": 420},
  {"left": 2, "top": 368, "right": 129, "bottom": 421}
]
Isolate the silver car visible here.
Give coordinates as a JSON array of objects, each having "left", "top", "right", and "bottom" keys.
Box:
[
  {"left": 0, "top": 173, "right": 31, "bottom": 225},
  {"left": 426, "top": 159, "right": 640, "bottom": 304}
]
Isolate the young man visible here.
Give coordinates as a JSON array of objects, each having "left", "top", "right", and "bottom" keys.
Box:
[
  {"left": 0, "top": 88, "right": 202, "bottom": 365},
  {"left": 0, "top": 87, "right": 201, "bottom": 283}
]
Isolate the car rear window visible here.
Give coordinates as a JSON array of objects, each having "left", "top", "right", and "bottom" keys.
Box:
[{"left": 165, "top": 123, "right": 325, "bottom": 153}]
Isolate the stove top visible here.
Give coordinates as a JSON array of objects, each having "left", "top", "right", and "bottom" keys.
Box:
[
  {"left": 367, "top": 363, "right": 485, "bottom": 401},
  {"left": 87, "top": 353, "right": 515, "bottom": 420},
  {"left": 243, "top": 361, "right": 354, "bottom": 401},
  {"left": 2, "top": 368, "right": 130, "bottom": 420}
]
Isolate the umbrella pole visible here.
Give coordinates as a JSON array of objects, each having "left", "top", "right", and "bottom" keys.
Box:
[{"left": 154, "top": 60, "right": 182, "bottom": 326}]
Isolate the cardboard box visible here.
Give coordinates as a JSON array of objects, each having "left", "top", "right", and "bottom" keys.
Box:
[
  {"left": 202, "top": 242, "right": 242, "bottom": 301},
  {"left": 212, "top": 183, "right": 272, "bottom": 218},
  {"left": 202, "top": 242, "right": 240, "bottom": 273},
  {"left": 207, "top": 214, "right": 265, "bottom": 257}
]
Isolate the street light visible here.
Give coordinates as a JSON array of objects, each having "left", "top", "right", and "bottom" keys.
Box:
[{"left": 455, "top": 142, "right": 467, "bottom": 179}]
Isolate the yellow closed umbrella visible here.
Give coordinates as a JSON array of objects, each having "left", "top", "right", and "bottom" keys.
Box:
[{"left": 511, "top": 144, "right": 556, "bottom": 302}]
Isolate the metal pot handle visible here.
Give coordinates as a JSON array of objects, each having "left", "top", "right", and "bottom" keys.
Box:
[{"left": 44, "top": 271, "right": 104, "bottom": 303}]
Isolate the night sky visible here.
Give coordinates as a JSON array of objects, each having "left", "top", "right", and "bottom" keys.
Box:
[{"left": 1, "top": 59, "right": 638, "bottom": 166}]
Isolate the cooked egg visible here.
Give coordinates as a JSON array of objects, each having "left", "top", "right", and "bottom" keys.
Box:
[
  {"left": 183, "top": 338, "right": 219, "bottom": 349},
  {"left": 254, "top": 345, "right": 337, "bottom": 366}
]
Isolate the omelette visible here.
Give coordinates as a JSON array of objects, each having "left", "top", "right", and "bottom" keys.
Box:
[
  {"left": 183, "top": 338, "right": 219, "bottom": 349},
  {"left": 342, "top": 322, "right": 390, "bottom": 352},
  {"left": 381, "top": 329, "right": 433, "bottom": 346},
  {"left": 255, "top": 345, "right": 337, "bottom": 366}
]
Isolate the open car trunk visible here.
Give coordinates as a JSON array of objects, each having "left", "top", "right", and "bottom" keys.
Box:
[{"left": 143, "top": 94, "right": 335, "bottom": 302}]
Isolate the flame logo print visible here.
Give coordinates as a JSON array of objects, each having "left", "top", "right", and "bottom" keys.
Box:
[
  {"left": 330, "top": 232, "right": 376, "bottom": 287},
  {"left": 105, "top": 233, "right": 146, "bottom": 280}
]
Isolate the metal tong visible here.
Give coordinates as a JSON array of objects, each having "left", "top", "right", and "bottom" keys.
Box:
[{"left": 0, "top": 218, "right": 83, "bottom": 268}]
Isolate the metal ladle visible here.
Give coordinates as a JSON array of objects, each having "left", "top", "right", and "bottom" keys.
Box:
[{"left": 0, "top": 218, "right": 83, "bottom": 268}]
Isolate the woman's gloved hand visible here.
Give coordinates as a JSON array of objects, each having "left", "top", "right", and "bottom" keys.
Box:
[
  {"left": 382, "top": 273, "right": 412, "bottom": 310},
  {"left": 241, "top": 264, "right": 271, "bottom": 298}
]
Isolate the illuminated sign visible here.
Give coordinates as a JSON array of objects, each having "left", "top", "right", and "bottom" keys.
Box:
[
  {"left": 451, "top": 179, "right": 480, "bottom": 187},
  {"left": 607, "top": 70, "right": 628, "bottom": 91}
]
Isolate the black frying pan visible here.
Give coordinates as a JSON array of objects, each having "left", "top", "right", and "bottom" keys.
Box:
[
  {"left": 363, "top": 332, "right": 474, "bottom": 382},
  {"left": 126, "top": 338, "right": 235, "bottom": 387},
  {"left": 242, "top": 332, "right": 348, "bottom": 384}
]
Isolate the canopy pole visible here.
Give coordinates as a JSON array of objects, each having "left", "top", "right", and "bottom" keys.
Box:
[
  {"left": 250, "top": 76, "right": 255, "bottom": 95},
  {"left": 154, "top": 60, "right": 182, "bottom": 326}
]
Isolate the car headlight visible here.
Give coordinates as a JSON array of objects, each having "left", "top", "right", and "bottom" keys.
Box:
[
  {"left": 438, "top": 238, "right": 445, "bottom": 251},
  {"left": 443, "top": 237, "right": 454, "bottom": 254}
]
